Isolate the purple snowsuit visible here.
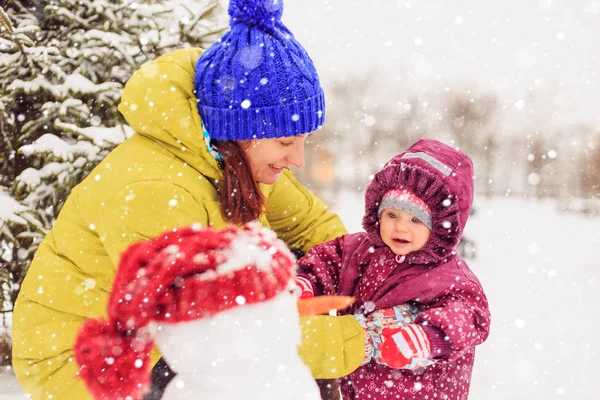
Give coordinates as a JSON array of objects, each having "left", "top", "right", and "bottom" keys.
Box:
[{"left": 298, "top": 139, "right": 491, "bottom": 400}]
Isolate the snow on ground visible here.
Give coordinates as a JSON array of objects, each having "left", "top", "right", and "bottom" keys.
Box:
[
  {"left": 467, "top": 197, "right": 599, "bottom": 400},
  {"left": 2, "top": 195, "right": 599, "bottom": 399},
  {"left": 0, "top": 366, "right": 26, "bottom": 400}
]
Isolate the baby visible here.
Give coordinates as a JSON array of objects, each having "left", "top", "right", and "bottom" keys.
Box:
[{"left": 297, "top": 138, "right": 491, "bottom": 400}]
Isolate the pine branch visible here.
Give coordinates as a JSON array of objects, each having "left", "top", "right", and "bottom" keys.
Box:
[
  {"left": 54, "top": 14, "right": 100, "bottom": 42},
  {"left": 0, "top": 6, "right": 41, "bottom": 72},
  {"left": 179, "top": 1, "right": 220, "bottom": 38},
  {"left": 0, "top": 7, "right": 25, "bottom": 53},
  {"left": 0, "top": 6, "right": 13, "bottom": 38},
  {"left": 44, "top": 6, "right": 94, "bottom": 30}
]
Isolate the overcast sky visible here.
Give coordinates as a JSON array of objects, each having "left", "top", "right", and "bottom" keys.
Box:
[{"left": 281, "top": 0, "right": 600, "bottom": 123}]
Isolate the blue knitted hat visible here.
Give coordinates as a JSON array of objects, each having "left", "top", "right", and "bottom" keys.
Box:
[{"left": 194, "top": 0, "right": 325, "bottom": 141}]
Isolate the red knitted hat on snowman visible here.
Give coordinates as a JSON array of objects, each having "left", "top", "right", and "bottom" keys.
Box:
[{"left": 74, "top": 223, "right": 296, "bottom": 400}]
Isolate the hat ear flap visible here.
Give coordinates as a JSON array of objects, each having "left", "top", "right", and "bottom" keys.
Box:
[{"left": 74, "top": 318, "right": 153, "bottom": 400}]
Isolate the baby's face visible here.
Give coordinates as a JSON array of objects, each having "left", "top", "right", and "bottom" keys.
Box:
[{"left": 379, "top": 208, "right": 431, "bottom": 256}]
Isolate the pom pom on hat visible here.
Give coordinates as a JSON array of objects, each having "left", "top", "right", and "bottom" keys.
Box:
[
  {"left": 75, "top": 319, "right": 153, "bottom": 400},
  {"left": 74, "top": 223, "right": 296, "bottom": 399},
  {"left": 228, "top": 0, "right": 283, "bottom": 30}
]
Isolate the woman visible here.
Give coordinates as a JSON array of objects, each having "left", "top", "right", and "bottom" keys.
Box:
[{"left": 12, "top": 1, "right": 364, "bottom": 399}]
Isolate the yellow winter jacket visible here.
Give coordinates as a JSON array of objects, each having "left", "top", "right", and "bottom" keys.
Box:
[{"left": 12, "top": 48, "right": 363, "bottom": 400}]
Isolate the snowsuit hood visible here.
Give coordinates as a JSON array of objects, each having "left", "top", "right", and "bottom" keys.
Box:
[{"left": 363, "top": 138, "right": 474, "bottom": 264}]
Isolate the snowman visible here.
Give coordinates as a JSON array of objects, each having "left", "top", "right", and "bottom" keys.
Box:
[{"left": 74, "top": 223, "right": 334, "bottom": 400}]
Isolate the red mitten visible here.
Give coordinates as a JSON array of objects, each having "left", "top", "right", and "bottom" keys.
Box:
[
  {"left": 378, "top": 324, "right": 433, "bottom": 369},
  {"left": 294, "top": 276, "right": 314, "bottom": 298}
]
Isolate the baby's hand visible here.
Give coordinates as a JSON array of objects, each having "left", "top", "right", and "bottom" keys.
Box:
[
  {"left": 353, "top": 303, "right": 422, "bottom": 366},
  {"left": 376, "top": 325, "right": 434, "bottom": 369}
]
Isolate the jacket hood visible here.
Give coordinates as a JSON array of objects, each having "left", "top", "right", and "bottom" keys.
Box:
[
  {"left": 118, "top": 48, "right": 221, "bottom": 180},
  {"left": 363, "top": 138, "right": 474, "bottom": 264}
]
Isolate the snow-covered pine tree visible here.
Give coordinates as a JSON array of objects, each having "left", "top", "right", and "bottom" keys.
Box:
[
  {"left": 0, "top": 0, "right": 227, "bottom": 339},
  {"left": 0, "top": 5, "right": 50, "bottom": 350}
]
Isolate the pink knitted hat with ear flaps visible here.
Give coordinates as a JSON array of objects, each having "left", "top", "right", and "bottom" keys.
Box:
[
  {"left": 378, "top": 188, "right": 432, "bottom": 230},
  {"left": 74, "top": 223, "right": 296, "bottom": 400}
]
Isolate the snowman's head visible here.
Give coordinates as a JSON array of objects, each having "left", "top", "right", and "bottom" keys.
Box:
[{"left": 73, "top": 222, "right": 298, "bottom": 400}]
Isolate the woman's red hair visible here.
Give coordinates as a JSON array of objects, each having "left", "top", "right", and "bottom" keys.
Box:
[{"left": 214, "top": 140, "right": 266, "bottom": 225}]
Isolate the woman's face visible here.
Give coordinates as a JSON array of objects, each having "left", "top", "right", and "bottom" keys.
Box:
[{"left": 239, "top": 134, "right": 309, "bottom": 184}]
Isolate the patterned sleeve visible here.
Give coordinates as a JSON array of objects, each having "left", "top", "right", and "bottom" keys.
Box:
[{"left": 297, "top": 235, "right": 346, "bottom": 296}]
